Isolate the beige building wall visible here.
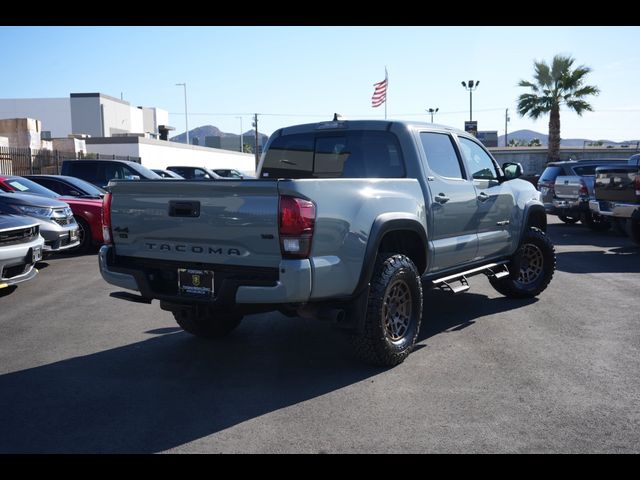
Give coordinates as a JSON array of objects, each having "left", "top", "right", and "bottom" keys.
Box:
[{"left": 0, "top": 118, "right": 43, "bottom": 149}]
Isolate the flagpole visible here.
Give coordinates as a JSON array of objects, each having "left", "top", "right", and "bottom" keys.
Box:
[{"left": 385, "top": 67, "right": 388, "bottom": 120}]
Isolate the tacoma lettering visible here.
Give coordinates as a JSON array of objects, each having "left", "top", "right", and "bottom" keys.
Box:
[{"left": 144, "top": 243, "right": 240, "bottom": 255}]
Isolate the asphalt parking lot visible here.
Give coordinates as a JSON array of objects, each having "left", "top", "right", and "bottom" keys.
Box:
[{"left": 1, "top": 216, "right": 639, "bottom": 453}]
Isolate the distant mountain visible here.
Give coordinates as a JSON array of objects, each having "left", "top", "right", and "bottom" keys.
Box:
[
  {"left": 170, "top": 125, "right": 269, "bottom": 147},
  {"left": 498, "top": 129, "right": 640, "bottom": 148}
]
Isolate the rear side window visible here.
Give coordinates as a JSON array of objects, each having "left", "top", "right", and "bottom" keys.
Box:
[
  {"left": 261, "top": 131, "right": 404, "bottom": 179},
  {"left": 419, "top": 132, "right": 464, "bottom": 179},
  {"left": 540, "top": 166, "right": 563, "bottom": 182}
]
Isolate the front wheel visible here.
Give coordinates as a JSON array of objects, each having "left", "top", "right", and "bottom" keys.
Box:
[
  {"left": 351, "top": 253, "right": 423, "bottom": 367},
  {"left": 173, "top": 308, "right": 243, "bottom": 338},
  {"left": 490, "top": 227, "right": 556, "bottom": 299}
]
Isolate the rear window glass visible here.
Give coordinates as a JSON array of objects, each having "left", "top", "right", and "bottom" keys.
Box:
[
  {"left": 540, "top": 166, "right": 563, "bottom": 182},
  {"left": 261, "top": 131, "right": 405, "bottom": 179},
  {"left": 572, "top": 165, "right": 597, "bottom": 176}
]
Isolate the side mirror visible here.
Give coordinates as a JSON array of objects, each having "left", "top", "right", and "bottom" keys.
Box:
[
  {"left": 502, "top": 162, "right": 523, "bottom": 180},
  {"left": 68, "top": 189, "right": 82, "bottom": 196}
]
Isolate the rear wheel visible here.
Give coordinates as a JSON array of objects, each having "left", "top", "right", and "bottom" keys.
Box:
[
  {"left": 490, "top": 227, "right": 556, "bottom": 299},
  {"left": 558, "top": 214, "right": 579, "bottom": 224},
  {"left": 580, "top": 212, "right": 611, "bottom": 232},
  {"left": 611, "top": 218, "right": 628, "bottom": 235},
  {"left": 351, "top": 253, "right": 423, "bottom": 367},
  {"left": 626, "top": 218, "right": 640, "bottom": 245},
  {"left": 173, "top": 308, "right": 243, "bottom": 338}
]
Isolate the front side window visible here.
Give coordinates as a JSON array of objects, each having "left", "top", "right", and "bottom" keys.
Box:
[{"left": 458, "top": 137, "right": 498, "bottom": 180}]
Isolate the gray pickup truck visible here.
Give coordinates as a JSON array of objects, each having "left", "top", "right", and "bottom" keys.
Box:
[
  {"left": 589, "top": 154, "right": 640, "bottom": 244},
  {"left": 99, "top": 120, "right": 555, "bottom": 366}
]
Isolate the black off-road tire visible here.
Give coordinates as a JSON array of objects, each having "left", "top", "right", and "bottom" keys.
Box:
[
  {"left": 489, "top": 227, "right": 556, "bottom": 299},
  {"left": 611, "top": 218, "right": 628, "bottom": 235},
  {"left": 173, "top": 308, "right": 243, "bottom": 338},
  {"left": 626, "top": 218, "right": 640, "bottom": 245},
  {"left": 351, "top": 253, "right": 423, "bottom": 367},
  {"left": 581, "top": 212, "right": 611, "bottom": 232},
  {"left": 558, "top": 214, "right": 579, "bottom": 224}
]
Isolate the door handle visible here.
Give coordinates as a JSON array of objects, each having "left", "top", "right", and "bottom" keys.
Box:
[
  {"left": 434, "top": 193, "right": 450, "bottom": 204},
  {"left": 477, "top": 192, "right": 490, "bottom": 202}
]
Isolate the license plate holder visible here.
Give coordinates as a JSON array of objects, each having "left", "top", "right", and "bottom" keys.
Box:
[
  {"left": 178, "top": 268, "right": 214, "bottom": 297},
  {"left": 30, "top": 246, "right": 43, "bottom": 264}
]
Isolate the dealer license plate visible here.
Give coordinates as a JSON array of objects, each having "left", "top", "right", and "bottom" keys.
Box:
[{"left": 178, "top": 268, "right": 214, "bottom": 297}]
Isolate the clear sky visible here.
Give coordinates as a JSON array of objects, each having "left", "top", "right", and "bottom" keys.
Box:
[{"left": 1, "top": 26, "right": 639, "bottom": 142}]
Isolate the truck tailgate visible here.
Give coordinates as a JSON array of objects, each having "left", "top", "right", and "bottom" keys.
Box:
[
  {"left": 553, "top": 175, "right": 583, "bottom": 199},
  {"left": 108, "top": 180, "right": 282, "bottom": 268},
  {"left": 594, "top": 166, "right": 639, "bottom": 203}
]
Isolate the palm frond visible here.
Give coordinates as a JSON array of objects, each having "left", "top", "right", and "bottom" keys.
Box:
[{"left": 565, "top": 99, "right": 594, "bottom": 115}]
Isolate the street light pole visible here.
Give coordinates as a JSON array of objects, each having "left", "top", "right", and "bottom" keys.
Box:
[
  {"left": 461, "top": 80, "right": 480, "bottom": 121},
  {"left": 175, "top": 83, "right": 189, "bottom": 145},
  {"left": 426, "top": 107, "right": 439, "bottom": 123},
  {"left": 505, "top": 108, "right": 510, "bottom": 147},
  {"left": 236, "top": 116, "right": 243, "bottom": 152}
]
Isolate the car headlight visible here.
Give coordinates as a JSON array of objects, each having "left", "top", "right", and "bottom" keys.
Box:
[
  {"left": 63, "top": 207, "right": 73, "bottom": 217},
  {"left": 16, "top": 205, "right": 53, "bottom": 219}
]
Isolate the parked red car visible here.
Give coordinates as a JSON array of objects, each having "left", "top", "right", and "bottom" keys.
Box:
[{"left": 0, "top": 175, "right": 104, "bottom": 253}]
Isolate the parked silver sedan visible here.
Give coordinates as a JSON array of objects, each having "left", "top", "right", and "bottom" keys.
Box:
[{"left": 0, "top": 214, "right": 44, "bottom": 289}]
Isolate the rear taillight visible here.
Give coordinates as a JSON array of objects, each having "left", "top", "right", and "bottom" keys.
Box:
[
  {"left": 538, "top": 180, "right": 553, "bottom": 191},
  {"left": 579, "top": 180, "right": 589, "bottom": 197},
  {"left": 279, "top": 195, "right": 315, "bottom": 258},
  {"left": 102, "top": 192, "right": 113, "bottom": 245}
]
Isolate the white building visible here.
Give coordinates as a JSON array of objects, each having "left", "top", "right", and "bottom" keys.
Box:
[
  {"left": 0, "top": 93, "right": 168, "bottom": 139},
  {"left": 85, "top": 136, "right": 256, "bottom": 176}
]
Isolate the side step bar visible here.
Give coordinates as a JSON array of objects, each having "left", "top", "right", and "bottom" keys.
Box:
[{"left": 432, "top": 261, "right": 510, "bottom": 294}]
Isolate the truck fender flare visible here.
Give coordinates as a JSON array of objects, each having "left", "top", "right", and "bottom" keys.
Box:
[
  {"left": 353, "top": 213, "right": 428, "bottom": 297},
  {"left": 521, "top": 202, "right": 547, "bottom": 237}
]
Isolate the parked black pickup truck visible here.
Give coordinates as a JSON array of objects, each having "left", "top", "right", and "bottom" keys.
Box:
[{"left": 589, "top": 154, "right": 640, "bottom": 244}]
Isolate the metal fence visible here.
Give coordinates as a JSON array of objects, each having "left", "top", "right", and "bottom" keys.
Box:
[{"left": 0, "top": 147, "right": 141, "bottom": 176}]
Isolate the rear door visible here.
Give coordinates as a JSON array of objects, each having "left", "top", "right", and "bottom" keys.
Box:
[{"left": 418, "top": 131, "right": 478, "bottom": 271}]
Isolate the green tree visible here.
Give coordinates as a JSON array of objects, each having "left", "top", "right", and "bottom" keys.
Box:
[
  {"left": 528, "top": 138, "right": 542, "bottom": 147},
  {"left": 517, "top": 54, "right": 600, "bottom": 163}
]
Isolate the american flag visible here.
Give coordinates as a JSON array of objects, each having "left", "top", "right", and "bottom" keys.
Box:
[{"left": 371, "top": 69, "right": 388, "bottom": 108}]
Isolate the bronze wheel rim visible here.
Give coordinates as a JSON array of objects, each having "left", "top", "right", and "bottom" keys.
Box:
[
  {"left": 382, "top": 279, "right": 412, "bottom": 341},
  {"left": 516, "top": 243, "right": 544, "bottom": 286}
]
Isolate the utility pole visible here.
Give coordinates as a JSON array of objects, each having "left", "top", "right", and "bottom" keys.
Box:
[
  {"left": 505, "top": 108, "right": 510, "bottom": 147},
  {"left": 252, "top": 113, "right": 259, "bottom": 167}
]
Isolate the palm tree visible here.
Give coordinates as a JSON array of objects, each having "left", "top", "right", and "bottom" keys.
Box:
[{"left": 517, "top": 54, "right": 600, "bottom": 163}]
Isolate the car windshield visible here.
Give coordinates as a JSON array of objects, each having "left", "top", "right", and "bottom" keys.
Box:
[
  {"left": 2, "top": 177, "right": 58, "bottom": 197},
  {"left": 127, "top": 162, "right": 163, "bottom": 179}
]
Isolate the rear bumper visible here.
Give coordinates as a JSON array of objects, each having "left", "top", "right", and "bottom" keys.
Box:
[
  {"left": 98, "top": 245, "right": 312, "bottom": 305},
  {"left": 589, "top": 200, "right": 640, "bottom": 219},
  {"left": 547, "top": 198, "right": 590, "bottom": 215}
]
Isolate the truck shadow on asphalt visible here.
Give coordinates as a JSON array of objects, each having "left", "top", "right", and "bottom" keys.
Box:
[
  {"left": 418, "top": 288, "right": 537, "bottom": 342},
  {"left": 0, "top": 288, "right": 538, "bottom": 453},
  {"left": 0, "top": 314, "right": 381, "bottom": 453}
]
